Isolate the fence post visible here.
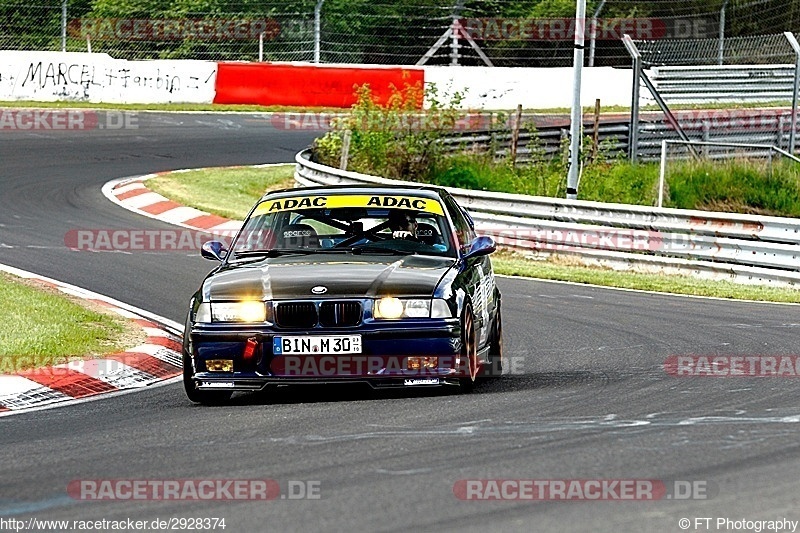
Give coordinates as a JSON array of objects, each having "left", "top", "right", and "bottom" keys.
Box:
[
  {"left": 658, "top": 139, "right": 667, "bottom": 208},
  {"left": 622, "top": 35, "right": 641, "bottom": 163},
  {"left": 510, "top": 104, "right": 522, "bottom": 166},
  {"left": 314, "top": 0, "right": 325, "bottom": 63},
  {"left": 339, "top": 130, "right": 352, "bottom": 170},
  {"left": 718, "top": 0, "right": 728, "bottom": 65},
  {"left": 61, "top": 0, "right": 67, "bottom": 52},
  {"left": 588, "top": 0, "right": 606, "bottom": 67},
  {"left": 592, "top": 98, "right": 601, "bottom": 160},
  {"left": 566, "top": 0, "right": 586, "bottom": 200},
  {"left": 784, "top": 32, "right": 800, "bottom": 154},
  {"left": 450, "top": 16, "right": 460, "bottom": 65}
]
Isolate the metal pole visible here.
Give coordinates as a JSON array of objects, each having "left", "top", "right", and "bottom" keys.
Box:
[
  {"left": 259, "top": 32, "right": 264, "bottom": 62},
  {"left": 785, "top": 32, "right": 800, "bottom": 154},
  {"left": 314, "top": 0, "right": 325, "bottom": 63},
  {"left": 61, "top": 0, "right": 67, "bottom": 52},
  {"left": 718, "top": 0, "right": 728, "bottom": 65},
  {"left": 658, "top": 139, "right": 667, "bottom": 208},
  {"left": 566, "top": 0, "right": 586, "bottom": 200},
  {"left": 588, "top": 0, "right": 606, "bottom": 67},
  {"left": 450, "top": 17, "right": 459, "bottom": 66},
  {"left": 622, "top": 35, "right": 641, "bottom": 163}
]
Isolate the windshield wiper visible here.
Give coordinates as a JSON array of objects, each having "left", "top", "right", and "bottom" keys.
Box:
[{"left": 232, "top": 249, "right": 316, "bottom": 258}]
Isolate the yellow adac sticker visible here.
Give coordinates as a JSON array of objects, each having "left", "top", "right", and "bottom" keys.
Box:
[{"left": 253, "top": 195, "right": 444, "bottom": 216}]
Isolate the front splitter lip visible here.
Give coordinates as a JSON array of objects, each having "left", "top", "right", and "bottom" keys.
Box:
[{"left": 192, "top": 375, "right": 462, "bottom": 390}]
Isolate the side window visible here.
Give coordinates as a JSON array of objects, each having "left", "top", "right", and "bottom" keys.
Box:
[{"left": 443, "top": 196, "right": 475, "bottom": 252}]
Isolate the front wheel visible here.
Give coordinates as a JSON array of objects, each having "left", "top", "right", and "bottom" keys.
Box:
[
  {"left": 458, "top": 305, "right": 478, "bottom": 393},
  {"left": 484, "top": 303, "right": 503, "bottom": 378},
  {"left": 183, "top": 352, "right": 232, "bottom": 405}
]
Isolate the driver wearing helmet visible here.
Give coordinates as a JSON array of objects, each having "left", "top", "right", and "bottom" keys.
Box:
[{"left": 387, "top": 210, "right": 419, "bottom": 241}]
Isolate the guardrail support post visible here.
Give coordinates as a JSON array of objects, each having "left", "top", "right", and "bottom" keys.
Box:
[
  {"left": 784, "top": 32, "right": 800, "bottom": 154},
  {"left": 339, "top": 130, "right": 351, "bottom": 170},
  {"left": 658, "top": 140, "right": 667, "bottom": 208},
  {"left": 622, "top": 35, "right": 641, "bottom": 163}
]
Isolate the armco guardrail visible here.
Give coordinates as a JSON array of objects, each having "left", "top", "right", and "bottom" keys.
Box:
[
  {"left": 442, "top": 110, "right": 798, "bottom": 163},
  {"left": 295, "top": 149, "right": 800, "bottom": 287},
  {"left": 649, "top": 65, "right": 797, "bottom": 104}
]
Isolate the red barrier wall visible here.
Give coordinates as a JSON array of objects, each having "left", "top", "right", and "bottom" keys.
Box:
[{"left": 213, "top": 63, "right": 424, "bottom": 108}]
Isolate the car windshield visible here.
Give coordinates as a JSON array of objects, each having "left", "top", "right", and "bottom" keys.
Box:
[{"left": 230, "top": 193, "right": 456, "bottom": 258}]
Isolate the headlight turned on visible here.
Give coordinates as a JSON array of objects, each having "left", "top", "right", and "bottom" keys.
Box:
[
  {"left": 373, "top": 298, "right": 452, "bottom": 319},
  {"left": 194, "top": 301, "right": 267, "bottom": 323}
]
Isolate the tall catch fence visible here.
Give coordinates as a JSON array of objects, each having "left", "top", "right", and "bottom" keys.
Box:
[{"left": 2, "top": 0, "right": 799, "bottom": 66}]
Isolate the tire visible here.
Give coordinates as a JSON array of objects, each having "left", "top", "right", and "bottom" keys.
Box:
[
  {"left": 458, "top": 304, "right": 478, "bottom": 393},
  {"left": 183, "top": 351, "right": 232, "bottom": 405},
  {"left": 484, "top": 302, "right": 503, "bottom": 378}
]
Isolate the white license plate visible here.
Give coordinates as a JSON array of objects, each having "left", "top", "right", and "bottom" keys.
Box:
[
  {"left": 273, "top": 335, "right": 362, "bottom": 355},
  {"left": 199, "top": 381, "right": 234, "bottom": 388}
]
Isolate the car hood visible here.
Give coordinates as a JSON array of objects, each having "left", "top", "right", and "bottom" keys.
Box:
[{"left": 202, "top": 255, "right": 457, "bottom": 301}]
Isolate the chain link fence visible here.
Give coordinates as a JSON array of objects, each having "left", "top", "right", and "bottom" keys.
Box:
[
  {"left": 2, "top": 1, "right": 800, "bottom": 66},
  {"left": 622, "top": 31, "right": 800, "bottom": 167},
  {"left": 637, "top": 33, "right": 795, "bottom": 67}
]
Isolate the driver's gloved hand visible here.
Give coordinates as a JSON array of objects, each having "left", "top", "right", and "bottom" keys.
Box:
[{"left": 392, "top": 230, "right": 414, "bottom": 240}]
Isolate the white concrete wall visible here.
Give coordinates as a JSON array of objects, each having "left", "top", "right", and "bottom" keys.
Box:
[
  {"left": 0, "top": 51, "right": 217, "bottom": 104},
  {"left": 0, "top": 53, "right": 635, "bottom": 109},
  {"left": 422, "top": 65, "right": 632, "bottom": 109}
]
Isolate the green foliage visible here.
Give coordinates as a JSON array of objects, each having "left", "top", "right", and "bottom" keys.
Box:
[
  {"left": 579, "top": 161, "right": 660, "bottom": 205},
  {"left": 147, "top": 164, "right": 295, "bottom": 220},
  {"left": 315, "top": 79, "right": 800, "bottom": 216},
  {"left": 665, "top": 159, "right": 800, "bottom": 216},
  {"left": 314, "top": 82, "right": 467, "bottom": 182}
]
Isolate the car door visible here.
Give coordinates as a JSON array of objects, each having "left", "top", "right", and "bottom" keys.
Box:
[{"left": 442, "top": 194, "right": 493, "bottom": 348}]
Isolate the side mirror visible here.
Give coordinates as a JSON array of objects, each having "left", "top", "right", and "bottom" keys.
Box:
[
  {"left": 201, "top": 241, "right": 228, "bottom": 262},
  {"left": 464, "top": 235, "right": 496, "bottom": 259}
]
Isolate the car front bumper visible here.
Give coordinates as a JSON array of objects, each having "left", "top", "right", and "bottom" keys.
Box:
[{"left": 186, "top": 319, "right": 466, "bottom": 390}]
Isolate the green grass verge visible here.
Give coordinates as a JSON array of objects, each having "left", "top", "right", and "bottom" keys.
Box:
[
  {"left": 146, "top": 165, "right": 295, "bottom": 220},
  {"left": 493, "top": 253, "right": 800, "bottom": 303},
  {"left": 147, "top": 165, "right": 800, "bottom": 303},
  {"left": 0, "top": 273, "right": 137, "bottom": 373},
  {"left": 0, "top": 100, "right": 793, "bottom": 114},
  {"left": 430, "top": 156, "right": 800, "bottom": 217},
  {"left": 0, "top": 101, "right": 350, "bottom": 113}
]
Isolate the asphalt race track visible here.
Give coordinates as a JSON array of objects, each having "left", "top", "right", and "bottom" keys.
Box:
[{"left": 2, "top": 113, "right": 800, "bottom": 532}]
